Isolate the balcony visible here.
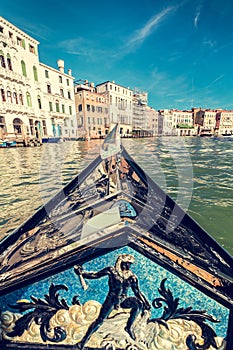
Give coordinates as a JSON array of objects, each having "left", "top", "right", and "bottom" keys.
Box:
[
  {"left": 0, "top": 67, "right": 31, "bottom": 85},
  {"left": 0, "top": 103, "right": 34, "bottom": 115}
]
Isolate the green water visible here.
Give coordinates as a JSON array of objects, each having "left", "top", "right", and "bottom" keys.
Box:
[{"left": 0, "top": 136, "right": 232, "bottom": 255}]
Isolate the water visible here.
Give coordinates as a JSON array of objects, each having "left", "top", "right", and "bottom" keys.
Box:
[{"left": 0, "top": 136, "right": 232, "bottom": 255}]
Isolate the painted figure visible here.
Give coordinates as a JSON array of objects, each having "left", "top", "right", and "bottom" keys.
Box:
[{"left": 74, "top": 254, "right": 150, "bottom": 349}]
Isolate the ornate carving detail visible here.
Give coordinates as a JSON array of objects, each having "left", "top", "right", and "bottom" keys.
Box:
[
  {"left": 6, "top": 284, "right": 79, "bottom": 343},
  {"left": 1, "top": 279, "right": 224, "bottom": 349},
  {"left": 149, "top": 279, "right": 220, "bottom": 350}
]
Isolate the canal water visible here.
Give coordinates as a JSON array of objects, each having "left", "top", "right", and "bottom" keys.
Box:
[{"left": 0, "top": 136, "right": 233, "bottom": 255}]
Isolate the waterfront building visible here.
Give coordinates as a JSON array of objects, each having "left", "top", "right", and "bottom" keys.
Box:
[
  {"left": 216, "top": 110, "right": 233, "bottom": 136},
  {"left": 146, "top": 106, "right": 159, "bottom": 136},
  {"left": 0, "top": 16, "right": 76, "bottom": 144},
  {"left": 158, "top": 109, "right": 174, "bottom": 135},
  {"left": 96, "top": 81, "right": 133, "bottom": 137},
  {"left": 194, "top": 109, "right": 217, "bottom": 136},
  {"left": 132, "top": 89, "right": 149, "bottom": 136},
  {"left": 172, "top": 109, "right": 195, "bottom": 136},
  {"left": 74, "top": 80, "right": 109, "bottom": 139}
]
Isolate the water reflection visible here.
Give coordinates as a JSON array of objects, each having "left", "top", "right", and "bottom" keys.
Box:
[{"left": 0, "top": 137, "right": 232, "bottom": 254}]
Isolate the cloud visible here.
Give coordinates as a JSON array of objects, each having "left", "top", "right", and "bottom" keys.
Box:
[
  {"left": 205, "top": 74, "right": 225, "bottom": 89},
  {"left": 57, "top": 37, "right": 107, "bottom": 60},
  {"left": 194, "top": 7, "right": 201, "bottom": 28},
  {"left": 123, "top": 6, "right": 177, "bottom": 53}
]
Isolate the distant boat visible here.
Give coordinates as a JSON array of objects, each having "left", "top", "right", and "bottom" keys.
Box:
[
  {"left": 199, "top": 129, "right": 213, "bottom": 137},
  {"left": 0, "top": 124, "right": 232, "bottom": 349},
  {"left": 0, "top": 139, "right": 17, "bottom": 148}
]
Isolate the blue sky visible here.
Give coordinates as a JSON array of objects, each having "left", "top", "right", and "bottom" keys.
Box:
[{"left": 1, "top": 0, "right": 233, "bottom": 110}]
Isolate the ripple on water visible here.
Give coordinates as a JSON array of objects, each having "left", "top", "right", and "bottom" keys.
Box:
[{"left": 0, "top": 137, "right": 232, "bottom": 253}]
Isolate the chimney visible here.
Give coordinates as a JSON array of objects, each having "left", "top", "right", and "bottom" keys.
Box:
[
  {"left": 68, "top": 69, "right": 72, "bottom": 76},
  {"left": 57, "top": 59, "right": 64, "bottom": 73}
]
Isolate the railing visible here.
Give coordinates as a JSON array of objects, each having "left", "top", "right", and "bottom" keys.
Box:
[{"left": 0, "top": 67, "right": 31, "bottom": 85}]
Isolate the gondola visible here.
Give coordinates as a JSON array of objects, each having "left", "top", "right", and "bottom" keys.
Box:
[{"left": 0, "top": 124, "right": 232, "bottom": 350}]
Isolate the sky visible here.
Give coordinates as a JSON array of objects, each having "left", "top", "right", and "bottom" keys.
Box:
[{"left": 1, "top": 0, "right": 233, "bottom": 110}]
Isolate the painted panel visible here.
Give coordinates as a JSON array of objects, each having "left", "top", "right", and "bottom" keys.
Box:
[{"left": 0, "top": 246, "right": 228, "bottom": 349}]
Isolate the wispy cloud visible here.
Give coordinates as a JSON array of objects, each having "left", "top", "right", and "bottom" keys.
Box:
[
  {"left": 57, "top": 37, "right": 106, "bottom": 59},
  {"left": 124, "top": 6, "right": 177, "bottom": 52},
  {"left": 205, "top": 74, "right": 225, "bottom": 89},
  {"left": 194, "top": 4, "right": 202, "bottom": 28}
]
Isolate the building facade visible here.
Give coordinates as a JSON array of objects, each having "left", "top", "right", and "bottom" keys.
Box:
[
  {"left": 96, "top": 81, "right": 133, "bottom": 137},
  {"left": 0, "top": 16, "right": 76, "bottom": 144},
  {"left": 74, "top": 81, "right": 109, "bottom": 139},
  {"left": 216, "top": 110, "right": 233, "bottom": 136},
  {"left": 132, "top": 89, "right": 148, "bottom": 136}
]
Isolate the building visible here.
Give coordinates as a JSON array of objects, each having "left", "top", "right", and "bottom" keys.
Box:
[
  {"left": 96, "top": 81, "right": 133, "bottom": 137},
  {"left": 146, "top": 106, "right": 159, "bottom": 136},
  {"left": 172, "top": 109, "right": 194, "bottom": 136},
  {"left": 216, "top": 110, "right": 233, "bottom": 136},
  {"left": 132, "top": 89, "right": 149, "bottom": 136},
  {"left": 0, "top": 16, "right": 76, "bottom": 145},
  {"left": 74, "top": 80, "right": 109, "bottom": 139}
]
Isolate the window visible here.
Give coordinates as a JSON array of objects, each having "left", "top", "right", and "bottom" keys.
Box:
[
  {"left": 21, "top": 60, "right": 27, "bottom": 77},
  {"left": 62, "top": 104, "right": 65, "bottom": 113},
  {"left": 64, "top": 119, "right": 67, "bottom": 127},
  {"left": 66, "top": 79, "right": 69, "bottom": 86},
  {"left": 69, "top": 106, "right": 72, "bottom": 115},
  {"left": 19, "top": 93, "right": 23, "bottom": 105},
  {"left": 42, "top": 120, "right": 47, "bottom": 135},
  {"left": 33, "top": 66, "right": 38, "bottom": 81},
  {"left": 45, "top": 70, "right": 49, "bottom": 78},
  {"left": 7, "top": 90, "right": 12, "bottom": 103},
  {"left": 17, "top": 37, "right": 25, "bottom": 48},
  {"left": 6, "top": 54, "right": 12, "bottom": 70},
  {"left": 92, "top": 105, "right": 95, "bottom": 112},
  {"left": 9, "top": 32, "right": 13, "bottom": 39},
  {"left": 0, "top": 26, "right": 3, "bottom": 33},
  {"left": 0, "top": 51, "right": 6, "bottom": 68},
  {"left": 55, "top": 100, "right": 60, "bottom": 112},
  {"left": 1, "top": 89, "right": 6, "bottom": 102},
  {"left": 0, "top": 116, "right": 6, "bottom": 134},
  {"left": 29, "top": 119, "right": 34, "bottom": 135},
  {"left": 68, "top": 91, "right": 71, "bottom": 99},
  {"left": 38, "top": 96, "right": 42, "bottom": 109},
  {"left": 12, "top": 92, "right": 18, "bottom": 104},
  {"left": 47, "top": 84, "right": 51, "bottom": 93},
  {"left": 59, "top": 75, "right": 62, "bottom": 83},
  {"left": 71, "top": 120, "right": 74, "bottom": 127},
  {"left": 78, "top": 104, "right": 82, "bottom": 112},
  {"left": 87, "top": 104, "right": 90, "bottom": 111},
  {"left": 60, "top": 89, "right": 64, "bottom": 97},
  {"left": 29, "top": 44, "right": 35, "bottom": 54},
  {"left": 26, "top": 92, "right": 32, "bottom": 107},
  {"left": 49, "top": 101, "right": 53, "bottom": 111},
  {"left": 13, "top": 118, "right": 23, "bottom": 134}
]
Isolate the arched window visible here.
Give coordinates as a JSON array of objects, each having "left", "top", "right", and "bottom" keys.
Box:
[
  {"left": 33, "top": 66, "right": 38, "bottom": 81},
  {"left": 26, "top": 92, "right": 32, "bottom": 107},
  {"left": 13, "top": 118, "right": 23, "bottom": 134},
  {"left": 21, "top": 60, "right": 27, "bottom": 77},
  {"left": 12, "top": 92, "right": 18, "bottom": 104},
  {"left": 7, "top": 54, "right": 12, "bottom": 70},
  {"left": 6, "top": 90, "right": 12, "bottom": 103},
  {"left": 0, "top": 50, "right": 6, "bottom": 68},
  {"left": 78, "top": 104, "right": 82, "bottom": 112},
  {"left": 37, "top": 95, "right": 42, "bottom": 109},
  {"left": 19, "top": 92, "right": 23, "bottom": 105}
]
